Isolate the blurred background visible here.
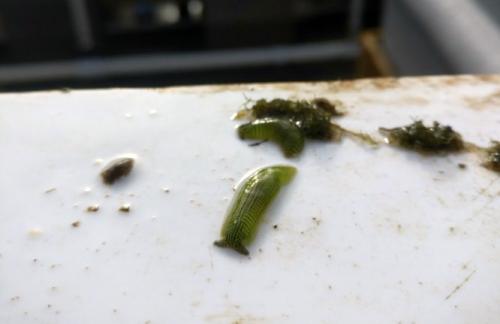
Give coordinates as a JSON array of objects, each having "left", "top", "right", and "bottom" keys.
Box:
[{"left": 1, "top": 0, "right": 500, "bottom": 91}]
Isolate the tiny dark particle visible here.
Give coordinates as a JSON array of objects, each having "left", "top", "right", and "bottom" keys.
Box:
[
  {"left": 71, "top": 221, "right": 80, "bottom": 228},
  {"left": 273, "top": 224, "right": 278, "bottom": 230},
  {"left": 100, "top": 157, "right": 134, "bottom": 185},
  {"left": 248, "top": 140, "right": 268, "bottom": 147},
  {"left": 86, "top": 205, "right": 99, "bottom": 212},
  {"left": 118, "top": 204, "right": 131, "bottom": 213},
  {"left": 458, "top": 163, "right": 467, "bottom": 169}
]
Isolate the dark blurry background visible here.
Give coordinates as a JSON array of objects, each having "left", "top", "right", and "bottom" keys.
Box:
[{"left": 0, "top": 0, "right": 499, "bottom": 91}]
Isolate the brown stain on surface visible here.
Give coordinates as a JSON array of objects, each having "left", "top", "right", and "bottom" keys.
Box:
[
  {"left": 352, "top": 95, "right": 430, "bottom": 107},
  {"left": 370, "top": 77, "right": 400, "bottom": 90},
  {"left": 150, "top": 75, "right": 500, "bottom": 98},
  {"left": 205, "top": 309, "right": 268, "bottom": 324},
  {"left": 464, "top": 89, "right": 500, "bottom": 110}
]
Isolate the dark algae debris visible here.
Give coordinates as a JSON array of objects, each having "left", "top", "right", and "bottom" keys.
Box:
[
  {"left": 379, "top": 120, "right": 464, "bottom": 153},
  {"left": 250, "top": 98, "right": 341, "bottom": 140},
  {"left": 311, "top": 98, "right": 342, "bottom": 116},
  {"left": 238, "top": 118, "right": 305, "bottom": 157},
  {"left": 214, "top": 165, "right": 296, "bottom": 256},
  {"left": 483, "top": 141, "right": 500, "bottom": 172},
  {"left": 100, "top": 157, "right": 134, "bottom": 185}
]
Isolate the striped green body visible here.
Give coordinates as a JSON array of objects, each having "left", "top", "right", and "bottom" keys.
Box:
[
  {"left": 238, "top": 118, "right": 305, "bottom": 157},
  {"left": 214, "top": 165, "right": 296, "bottom": 255}
]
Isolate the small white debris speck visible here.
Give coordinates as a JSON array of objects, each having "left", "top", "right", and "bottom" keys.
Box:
[
  {"left": 93, "top": 158, "right": 104, "bottom": 165},
  {"left": 44, "top": 187, "right": 56, "bottom": 194},
  {"left": 148, "top": 109, "right": 158, "bottom": 116},
  {"left": 83, "top": 186, "right": 92, "bottom": 193},
  {"left": 124, "top": 113, "right": 132, "bottom": 118},
  {"left": 28, "top": 228, "right": 43, "bottom": 237},
  {"left": 162, "top": 187, "right": 170, "bottom": 193}
]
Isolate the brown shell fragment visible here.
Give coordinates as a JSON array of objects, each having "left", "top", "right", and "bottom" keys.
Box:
[
  {"left": 100, "top": 157, "right": 134, "bottom": 185},
  {"left": 86, "top": 205, "right": 99, "bottom": 212},
  {"left": 118, "top": 204, "right": 131, "bottom": 213}
]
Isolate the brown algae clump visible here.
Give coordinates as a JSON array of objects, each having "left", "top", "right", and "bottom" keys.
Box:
[
  {"left": 379, "top": 120, "right": 464, "bottom": 153},
  {"left": 483, "top": 141, "right": 500, "bottom": 172}
]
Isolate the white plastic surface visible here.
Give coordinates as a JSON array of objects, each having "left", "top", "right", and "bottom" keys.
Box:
[{"left": 1, "top": 76, "right": 500, "bottom": 324}]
